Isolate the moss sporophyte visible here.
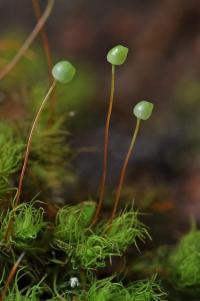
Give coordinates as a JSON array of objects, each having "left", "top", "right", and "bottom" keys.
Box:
[
  {"left": 0, "top": 29, "right": 166, "bottom": 299},
  {"left": 4, "top": 61, "right": 76, "bottom": 242},
  {"left": 92, "top": 44, "right": 129, "bottom": 225},
  {"left": 110, "top": 100, "right": 154, "bottom": 223}
]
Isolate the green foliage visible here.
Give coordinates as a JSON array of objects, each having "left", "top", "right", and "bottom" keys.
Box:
[
  {"left": 3, "top": 271, "right": 43, "bottom": 301},
  {"left": 75, "top": 210, "right": 149, "bottom": 269},
  {"left": 12, "top": 202, "right": 46, "bottom": 245},
  {"left": 30, "top": 118, "right": 75, "bottom": 192},
  {"left": 132, "top": 246, "right": 171, "bottom": 278},
  {"left": 86, "top": 277, "right": 128, "bottom": 301},
  {"left": 0, "top": 209, "right": 10, "bottom": 243},
  {"left": 169, "top": 229, "right": 200, "bottom": 290},
  {"left": 0, "top": 32, "right": 48, "bottom": 90},
  {"left": 75, "top": 234, "right": 114, "bottom": 269},
  {"left": 54, "top": 201, "right": 96, "bottom": 243},
  {"left": 128, "top": 276, "right": 167, "bottom": 301},
  {"left": 0, "top": 122, "right": 23, "bottom": 197},
  {"left": 102, "top": 211, "right": 150, "bottom": 254},
  {"left": 1, "top": 273, "right": 166, "bottom": 301},
  {"left": 78, "top": 276, "right": 166, "bottom": 301},
  {"left": 54, "top": 208, "right": 149, "bottom": 270}
]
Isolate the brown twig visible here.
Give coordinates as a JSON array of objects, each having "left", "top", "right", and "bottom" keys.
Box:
[
  {"left": 91, "top": 64, "right": 115, "bottom": 225},
  {"left": 109, "top": 118, "right": 141, "bottom": 223},
  {"left": 0, "top": 0, "right": 54, "bottom": 81},
  {"left": 0, "top": 252, "right": 25, "bottom": 301}
]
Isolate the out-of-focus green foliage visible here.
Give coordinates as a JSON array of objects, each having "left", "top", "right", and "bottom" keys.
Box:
[
  {"left": 30, "top": 117, "right": 75, "bottom": 192},
  {"left": 169, "top": 229, "right": 200, "bottom": 291},
  {"left": 0, "top": 32, "right": 47, "bottom": 90},
  {"left": 0, "top": 122, "right": 23, "bottom": 198}
]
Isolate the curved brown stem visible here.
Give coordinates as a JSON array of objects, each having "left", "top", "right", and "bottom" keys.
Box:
[
  {"left": 16, "top": 80, "right": 56, "bottom": 206},
  {"left": 32, "top": 0, "right": 57, "bottom": 123},
  {"left": 109, "top": 118, "right": 141, "bottom": 223},
  {"left": 0, "top": 0, "right": 54, "bottom": 81},
  {"left": 4, "top": 81, "right": 56, "bottom": 243},
  {"left": 0, "top": 252, "right": 25, "bottom": 301},
  {"left": 91, "top": 64, "right": 115, "bottom": 225},
  {"left": 32, "top": 0, "right": 53, "bottom": 80}
]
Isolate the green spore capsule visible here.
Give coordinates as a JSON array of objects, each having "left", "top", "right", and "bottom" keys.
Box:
[
  {"left": 52, "top": 61, "right": 76, "bottom": 83},
  {"left": 107, "top": 45, "right": 129, "bottom": 65},
  {"left": 133, "top": 101, "right": 154, "bottom": 120}
]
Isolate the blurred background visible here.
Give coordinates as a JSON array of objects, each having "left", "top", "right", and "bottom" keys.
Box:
[{"left": 1, "top": 0, "right": 200, "bottom": 246}]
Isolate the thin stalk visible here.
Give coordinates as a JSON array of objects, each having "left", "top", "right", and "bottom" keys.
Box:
[
  {"left": 32, "top": 0, "right": 53, "bottom": 80},
  {"left": 0, "top": 0, "right": 54, "bottom": 81},
  {"left": 0, "top": 252, "right": 25, "bottom": 301},
  {"left": 16, "top": 80, "right": 56, "bottom": 206},
  {"left": 53, "top": 273, "right": 66, "bottom": 301},
  {"left": 4, "top": 81, "right": 56, "bottom": 242},
  {"left": 109, "top": 118, "right": 141, "bottom": 223},
  {"left": 92, "top": 64, "right": 115, "bottom": 225},
  {"left": 32, "top": 0, "right": 57, "bottom": 120}
]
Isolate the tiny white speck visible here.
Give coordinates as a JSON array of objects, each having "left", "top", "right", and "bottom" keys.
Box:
[
  {"left": 68, "top": 111, "right": 76, "bottom": 117},
  {"left": 70, "top": 277, "right": 79, "bottom": 288}
]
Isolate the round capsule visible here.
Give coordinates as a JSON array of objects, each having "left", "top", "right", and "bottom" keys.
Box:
[
  {"left": 107, "top": 45, "right": 129, "bottom": 65},
  {"left": 52, "top": 61, "right": 76, "bottom": 83},
  {"left": 133, "top": 101, "right": 154, "bottom": 120}
]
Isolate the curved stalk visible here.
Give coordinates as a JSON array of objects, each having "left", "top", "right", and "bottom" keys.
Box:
[
  {"left": 32, "top": 0, "right": 53, "bottom": 80},
  {"left": 92, "top": 64, "right": 115, "bottom": 225},
  {"left": 3, "top": 81, "right": 56, "bottom": 243},
  {"left": 0, "top": 0, "right": 54, "bottom": 81},
  {"left": 110, "top": 118, "right": 141, "bottom": 223},
  {"left": 31, "top": 0, "right": 57, "bottom": 121},
  {"left": 0, "top": 252, "right": 25, "bottom": 301},
  {"left": 16, "top": 80, "right": 56, "bottom": 206}
]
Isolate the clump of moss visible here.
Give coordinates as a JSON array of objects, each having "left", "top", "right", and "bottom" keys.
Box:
[
  {"left": 169, "top": 229, "right": 200, "bottom": 290},
  {"left": 128, "top": 276, "right": 167, "bottom": 301},
  {"left": 12, "top": 202, "right": 46, "bottom": 245},
  {"left": 54, "top": 201, "right": 96, "bottom": 243},
  {"left": 103, "top": 210, "right": 150, "bottom": 254},
  {"left": 79, "top": 276, "right": 166, "bottom": 301},
  {"left": 75, "top": 234, "right": 114, "bottom": 269},
  {"left": 86, "top": 277, "right": 129, "bottom": 301},
  {"left": 76, "top": 210, "right": 149, "bottom": 270},
  {"left": 53, "top": 207, "right": 149, "bottom": 270}
]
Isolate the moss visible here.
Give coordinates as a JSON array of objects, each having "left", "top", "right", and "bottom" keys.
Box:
[
  {"left": 12, "top": 202, "right": 46, "bottom": 245},
  {"left": 0, "top": 122, "right": 23, "bottom": 198},
  {"left": 102, "top": 210, "right": 150, "bottom": 254},
  {"left": 128, "top": 276, "right": 167, "bottom": 301},
  {"left": 169, "top": 230, "right": 200, "bottom": 290},
  {"left": 54, "top": 201, "right": 96, "bottom": 244}
]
